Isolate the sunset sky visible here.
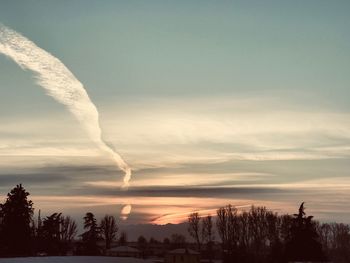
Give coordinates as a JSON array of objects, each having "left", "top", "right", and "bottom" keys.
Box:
[{"left": 0, "top": 1, "right": 350, "bottom": 225}]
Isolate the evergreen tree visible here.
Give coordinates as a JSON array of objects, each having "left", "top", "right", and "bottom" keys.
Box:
[
  {"left": 41, "top": 213, "right": 63, "bottom": 255},
  {"left": 118, "top": 231, "right": 128, "bottom": 246},
  {"left": 285, "top": 202, "right": 327, "bottom": 261},
  {"left": 81, "top": 212, "right": 100, "bottom": 255},
  {"left": 0, "top": 206, "right": 3, "bottom": 254},
  {"left": 0, "top": 184, "right": 34, "bottom": 256}
]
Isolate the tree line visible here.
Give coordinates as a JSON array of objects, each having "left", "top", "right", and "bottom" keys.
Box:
[
  {"left": 1, "top": 184, "right": 350, "bottom": 263},
  {"left": 187, "top": 203, "right": 350, "bottom": 263},
  {"left": 0, "top": 184, "right": 121, "bottom": 257}
]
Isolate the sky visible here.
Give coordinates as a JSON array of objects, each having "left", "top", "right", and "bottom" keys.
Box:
[{"left": 0, "top": 0, "right": 350, "bottom": 226}]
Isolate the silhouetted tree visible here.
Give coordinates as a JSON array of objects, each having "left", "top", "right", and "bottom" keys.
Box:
[
  {"left": 238, "top": 210, "right": 250, "bottom": 260},
  {"left": 265, "top": 209, "right": 283, "bottom": 263},
  {"left": 216, "top": 206, "right": 228, "bottom": 248},
  {"left": 138, "top": 235, "right": 147, "bottom": 244},
  {"left": 285, "top": 202, "right": 327, "bottom": 261},
  {"left": 216, "top": 205, "right": 290, "bottom": 263},
  {"left": 188, "top": 212, "right": 201, "bottom": 251},
  {"left": 35, "top": 213, "right": 76, "bottom": 255},
  {"left": 60, "top": 216, "right": 77, "bottom": 253},
  {"left": 41, "top": 213, "right": 63, "bottom": 255},
  {"left": 0, "top": 184, "right": 34, "bottom": 256},
  {"left": 170, "top": 233, "right": 186, "bottom": 249},
  {"left": 202, "top": 215, "right": 215, "bottom": 262},
  {"left": 138, "top": 235, "right": 147, "bottom": 258},
  {"left": 2, "top": 184, "right": 350, "bottom": 262},
  {"left": 118, "top": 231, "right": 127, "bottom": 246},
  {"left": 216, "top": 205, "right": 239, "bottom": 262},
  {"left": 81, "top": 212, "right": 100, "bottom": 255},
  {"left": 149, "top": 237, "right": 159, "bottom": 244},
  {"left": 279, "top": 214, "right": 293, "bottom": 243},
  {"left": 318, "top": 222, "right": 350, "bottom": 263},
  {"left": 60, "top": 216, "right": 77, "bottom": 242},
  {"left": 163, "top": 237, "right": 170, "bottom": 245},
  {"left": 100, "top": 215, "right": 118, "bottom": 249},
  {"left": 0, "top": 207, "right": 3, "bottom": 253},
  {"left": 247, "top": 206, "right": 272, "bottom": 261}
]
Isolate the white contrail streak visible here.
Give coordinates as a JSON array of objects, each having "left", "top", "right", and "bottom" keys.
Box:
[
  {"left": 120, "top": 204, "right": 132, "bottom": 220},
  {"left": 0, "top": 24, "right": 132, "bottom": 189}
]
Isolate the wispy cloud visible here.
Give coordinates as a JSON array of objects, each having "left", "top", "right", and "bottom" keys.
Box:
[
  {"left": 0, "top": 96, "right": 349, "bottom": 223},
  {"left": 0, "top": 24, "right": 131, "bottom": 187},
  {"left": 1, "top": 97, "right": 349, "bottom": 164}
]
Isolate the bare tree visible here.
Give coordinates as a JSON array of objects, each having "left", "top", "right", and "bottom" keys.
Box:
[
  {"left": 202, "top": 215, "right": 214, "bottom": 243},
  {"left": 61, "top": 216, "right": 77, "bottom": 243},
  {"left": 100, "top": 215, "right": 119, "bottom": 249},
  {"left": 317, "top": 222, "right": 331, "bottom": 251},
  {"left": 279, "top": 214, "right": 293, "bottom": 243},
  {"left": 216, "top": 206, "right": 228, "bottom": 249},
  {"left": 216, "top": 205, "right": 240, "bottom": 262},
  {"left": 248, "top": 206, "right": 269, "bottom": 258},
  {"left": 227, "top": 205, "right": 239, "bottom": 251},
  {"left": 317, "top": 222, "right": 350, "bottom": 262},
  {"left": 188, "top": 212, "right": 201, "bottom": 251},
  {"left": 239, "top": 210, "right": 250, "bottom": 250},
  {"left": 202, "top": 215, "right": 214, "bottom": 262}
]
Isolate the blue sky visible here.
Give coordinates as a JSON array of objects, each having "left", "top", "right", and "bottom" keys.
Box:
[{"left": 0, "top": 1, "right": 350, "bottom": 224}]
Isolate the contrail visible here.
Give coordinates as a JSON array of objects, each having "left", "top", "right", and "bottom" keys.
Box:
[
  {"left": 0, "top": 24, "right": 132, "bottom": 191},
  {"left": 120, "top": 204, "right": 132, "bottom": 221}
]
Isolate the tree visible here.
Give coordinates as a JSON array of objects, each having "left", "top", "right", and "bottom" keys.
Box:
[
  {"left": 247, "top": 206, "right": 271, "bottom": 260},
  {"left": 0, "top": 184, "right": 34, "bottom": 256},
  {"left": 138, "top": 235, "right": 147, "bottom": 245},
  {"left": 137, "top": 235, "right": 147, "bottom": 258},
  {"left": 285, "top": 202, "right": 327, "bottom": 262},
  {"left": 61, "top": 216, "right": 77, "bottom": 244},
  {"left": 202, "top": 215, "right": 215, "bottom": 262},
  {"left": 81, "top": 212, "right": 100, "bottom": 255},
  {"left": 60, "top": 216, "right": 77, "bottom": 252},
  {"left": 149, "top": 237, "right": 159, "bottom": 244},
  {"left": 118, "top": 231, "right": 128, "bottom": 246},
  {"left": 188, "top": 212, "right": 201, "bottom": 251},
  {"left": 216, "top": 206, "right": 228, "bottom": 249},
  {"left": 0, "top": 206, "right": 3, "bottom": 251},
  {"left": 37, "top": 213, "right": 77, "bottom": 255},
  {"left": 41, "top": 213, "right": 63, "bottom": 255},
  {"left": 318, "top": 222, "right": 350, "bottom": 262},
  {"left": 163, "top": 237, "right": 170, "bottom": 245},
  {"left": 100, "top": 215, "right": 118, "bottom": 249},
  {"left": 216, "top": 205, "right": 239, "bottom": 262},
  {"left": 170, "top": 233, "right": 186, "bottom": 249}
]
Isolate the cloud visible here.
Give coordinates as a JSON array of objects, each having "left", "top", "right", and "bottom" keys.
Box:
[
  {"left": 1, "top": 96, "right": 350, "bottom": 170},
  {"left": 0, "top": 95, "right": 349, "bottom": 223},
  {"left": 0, "top": 159, "right": 349, "bottom": 224},
  {"left": 0, "top": 24, "right": 131, "bottom": 187}
]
